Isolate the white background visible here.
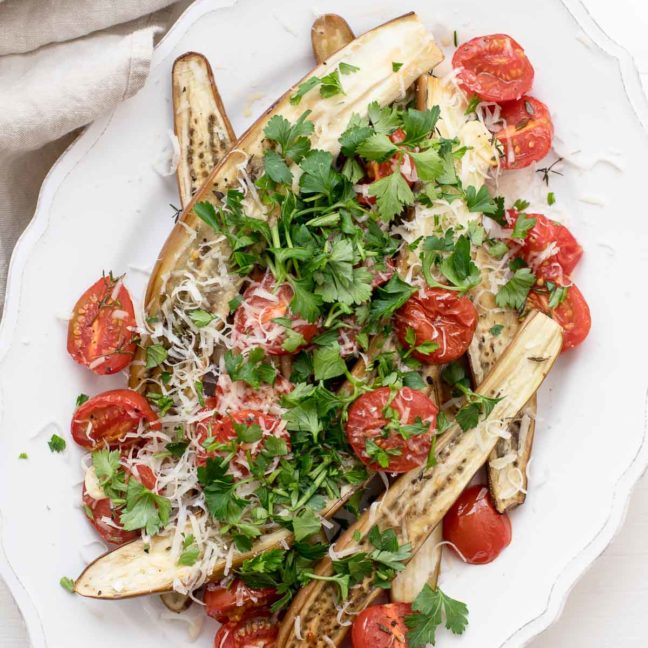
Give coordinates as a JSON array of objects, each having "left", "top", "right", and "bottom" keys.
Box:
[{"left": 1, "top": 0, "right": 647, "bottom": 646}]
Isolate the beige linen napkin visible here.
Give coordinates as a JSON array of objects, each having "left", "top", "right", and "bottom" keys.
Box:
[{"left": 0, "top": 0, "right": 192, "bottom": 316}]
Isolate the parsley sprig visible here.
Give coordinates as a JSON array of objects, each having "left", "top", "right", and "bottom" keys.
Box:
[{"left": 405, "top": 584, "right": 469, "bottom": 646}]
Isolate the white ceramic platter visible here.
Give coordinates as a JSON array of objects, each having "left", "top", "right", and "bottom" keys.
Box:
[{"left": 1, "top": 0, "right": 648, "bottom": 646}]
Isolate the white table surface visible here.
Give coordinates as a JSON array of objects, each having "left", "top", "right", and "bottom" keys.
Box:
[{"left": 1, "top": 0, "right": 647, "bottom": 645}]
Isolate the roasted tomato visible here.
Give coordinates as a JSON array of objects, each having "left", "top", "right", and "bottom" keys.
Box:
[
  {"left": 213, "top": 616, "right": 278, "bottom": 648},
  {"left": 506, "top": 210, "right": 583, "bottom": 274},
  {"left": 67, "top": 274, "right": 137, "bottom": 375},
  {"left": 71, "top": 389, "right": 160, "bottom": 449},
  {"left": 395, "top": 287, "right": 478, "bottom": 364},
  {"left": 194, "top": 404, "right": 290, "bottom": 473},
  {"left": 370, "top": 256, "right": 396, "bottom": 288},
  {"left": 232, "top": 273, "right": 319, "bottom": 356},
  {"left": 443, "top": 484, "right": 512, "bottom": 564},
  {"left": 496, "top": 96, "right": 553, "bottom": 170},
  {"left": 204, "top": 579, "right": 279, "bottom": 623},
  {"left": 82, "top": 487, "right": 139, "bottom": 545},
  {"left": 452, "top": 34, "right": 534, "bottom": 102},
  {"left": 346, "top": 387, "right": 438, "bottom": 473},
  {"left": 213, "top": 374, "right": 293, "bottom": 414},
  {"left": 81, "top": 463, "right": 156, "bottom": 545},
  {"left": 526, "top": 262, "right": 591, "bottom": 351},
  {"left": 352, "top": 602, "right": 412, "bottom": 647}
]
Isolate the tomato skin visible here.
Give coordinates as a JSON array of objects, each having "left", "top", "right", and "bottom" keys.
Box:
[
  {"left": 395, "top": 288, "right": 478, "bottom": 364},
  {"left": 71, "top": 389, "right": 160, "bottom": 449},
  {"left": 204, "top": 579, "right": 279, "bottom": 623},
  {"left": 194, "top": 405, "right": 290, "bottom": 474},
  {"left": 346, "top": 387, "right": 438, "bottom": 473},
  {"left": 551, "top": 222, "right": 584, "bottom": 275},
  {"left": 67, "top": 275, "right": 137, "bottom": 375},
  {"left": 496, "top": 96, "right": 554, "bottom": 170},
  {"left": 233, "top": 274, "right": 319, "bottom": 356},
  {"left": 371, "top": 256, "right": 396, "bottom": 288},
  {"left": 527, "top": 262, "right": 591, "bottom": 351},
  {"left": 82, "top": 486, "right": 139, "bottom": 545},
  {"left": 213, "top": 617, "right": 278, "bottom": 648},
  {"left": 352, "top": 602, "right": 411, "bottom": 647},
  {"left": 506, "top": 210, "right": 583, "bottom": 274},
  {"left": 443, "top": 485, "right": 512, "bottom": 564},
  {"left": 452, "top": 34, "right": 534, "bottom": 102},
  {"left": 130, "top": 464, "right": 157, "bottom": 491}
]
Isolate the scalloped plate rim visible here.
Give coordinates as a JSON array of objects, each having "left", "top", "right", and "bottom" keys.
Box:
[{"left": 0, "top": 1, "right": 646, "bottom": 646}]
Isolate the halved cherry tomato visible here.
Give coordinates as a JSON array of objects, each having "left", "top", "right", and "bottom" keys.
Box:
[
  {"left": 194, "top": 404, "right": 290, "bottom": 473},
  {"left": 130, "top": 464, "right": 157, "bottom": 491},
  {"left": 370, "top": 256, "right": 396, "bottom": 288},
  {"left": 213, "top": 616, "right": 278, "bottom": 648},
  {"left": 67, "top": 274, "right": 137, "bottom": 375},
  {"left": 452, "top": 34, "right": 534, "bottom": 102},
  {"left": 81, "top": 463, "right": 156, "bottom": 545},
  {"left": 395, "top": 287, "right": 478, "bottom": 364},
  {"left": 336, "top": 316, "right": 361, "bottom": 358},
  {"left": 443, "top": 484, "right": 512, "bottom": 564},
  {"left": 496, "top": 96, "right": 553, "bottom": 170},
  {"left": 526, "top": 262, "right": 591, "bottom": 351},
  {"left": 346, "top": 387, "right": 438, "bottom": 473},
  {"left": 82, "top": 487, "right": 139, "bottom": 545},
  {"left": 204, "top": 579, "right": 279, "bottom": 623},
  {"left": 352, "top": 602, "right": 411, "bottom": 647},
  {"left": 233, "top": 273, "right": 319, "bottom": 356},
  {"left": 506, "top": 210, "right": 583, "bottom": 274},
  {"left": 551, "top": 223, "right": 584, "bottom": 275},
  {"left": 213, "top": 374, "right": 293, "bottom": 413},
  {"left": 71, "top": 389, "right": 160, "bottom": 449}
]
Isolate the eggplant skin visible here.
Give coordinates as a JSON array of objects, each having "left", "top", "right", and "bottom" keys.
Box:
[{"left": 129, "top": 12, "right": 443, "bottom": 390}]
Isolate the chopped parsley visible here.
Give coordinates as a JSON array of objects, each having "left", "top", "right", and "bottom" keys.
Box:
[
  {"left": 392, "top": 61, "right": 403, "bottom": 72},
  {"left": 224, "top": 348, "right": 277, "bottom": 389},
  {"left": 75, "top": 393, "right": 89, "bottom": 407},
  {"left": 145, "top": 343, "right": 168, "bottom": 369},
  {"left": 405, "top": 584, "right": 469, "bottom": 646},
  {"left": 511, "top": 212, "right": 537, "bottom": 240},
  {"left": 496, "top": 267, "right": 536, "bottom": 310},
  {"left": 188, "top": 309, "right": 216, "bottom": 328},
  {"left": 178, "top": 534, "right": 201, "bottom": 566},
  {"left": 120, "top": 479, "right": 171, "bottom": 536},
  {"left": 48, "top": 434, "right": 66, "bottom": 453},
  {"left": 59, "top": 576, "right": 75, "bottom": 593}
]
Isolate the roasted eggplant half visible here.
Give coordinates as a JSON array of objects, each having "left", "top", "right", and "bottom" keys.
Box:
[{"left": 277, "top": 311, "right": 562, "bottom": 646}]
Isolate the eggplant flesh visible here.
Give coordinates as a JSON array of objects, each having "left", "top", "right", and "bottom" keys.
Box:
[
  {"left": 129, "top": 13, "right": 442, "bottom": 391},
  {"left": 276, "top": 312, "right": 562, "bottom": 647},
  {"left": 172, "top": 52, "right": 236, "bottom": 208}
]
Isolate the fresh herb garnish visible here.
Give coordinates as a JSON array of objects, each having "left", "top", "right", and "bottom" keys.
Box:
[
  {"left": 48, "top": 434, "right": 66, "bottom": 453},
  {"left": 145, "top": 343, "right": 167, "bottom": 369},
  {"left": 405, "top": 584, "right": 469, "bottom": 647},
  {"left": 60, "top": 576, "right": 76, "bottom": 593},
  {"left": 496, "top": 268, "right": 536, "bottom": 310}
]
